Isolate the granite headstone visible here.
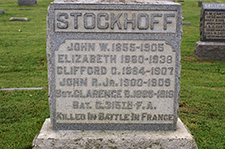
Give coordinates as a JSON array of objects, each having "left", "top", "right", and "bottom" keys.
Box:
[
  {"left": 47, "top": 0, "right": 182, "bottom": 131},
  {"left": 195, "top": 3, "right": 225, "bottom": 60},
  {"left": 0, "top": 10, "right": 4, "bottom": 14},
  {"left": 33, "top": 0, "right": 198, "bottom": 148},
  {"left": 198, "top": 1, "right": 202, "bottom": 7}
]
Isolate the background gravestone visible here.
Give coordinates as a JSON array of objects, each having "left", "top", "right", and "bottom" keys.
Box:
[
  {"left": 0, "top": 10, "right": 4, "bottom": 14},
  {"left": 18, "top": 0, "right": 37, "bottom": 6},
  {"left": 195, "top": 3, "right": 225, "bottom": 61},
  {"left": 198, "top": 1, "right": 202, "bottom": 7},
  {"left": 33, "top": 0, "right": 197, "bottom": 148}
]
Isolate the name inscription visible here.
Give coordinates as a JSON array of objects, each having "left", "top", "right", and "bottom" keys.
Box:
[
  {"left": 55, "top": 10, "right": 177, "bottom": 33},
  {"left": 54, "top": 40, "right": 176, "bottom": 124}
]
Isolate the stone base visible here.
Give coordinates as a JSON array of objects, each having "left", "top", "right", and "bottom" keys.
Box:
[
  {"left": 32, "top": 118, "right": 197, "bottom": 149},
  {"left": 195, "top": 41, "right": 225, "bottom": 61},
  {"left": 18, "top": 0, "right": 37, "bottom": 6}
]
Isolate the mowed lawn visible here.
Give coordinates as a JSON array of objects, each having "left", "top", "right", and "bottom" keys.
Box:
[{"left": 0, "top": 0, "right": 225, "bottom": 148}]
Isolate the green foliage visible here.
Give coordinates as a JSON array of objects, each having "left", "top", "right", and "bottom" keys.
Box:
[
  {"left": 0, "top": 0, "right": 51, "bottom": 148},
  {"left": 0, "top": 0, "right": 225, "bottom": 148}
]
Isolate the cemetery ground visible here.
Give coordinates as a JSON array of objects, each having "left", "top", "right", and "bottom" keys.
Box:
[{"left": 0, "top": 0, "right": 224, "bottom": 148}]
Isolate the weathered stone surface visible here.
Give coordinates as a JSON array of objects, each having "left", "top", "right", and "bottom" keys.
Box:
[
  {"left": 195, "top": 3, "right": 225, "bottom": 60},
  {"left": 18, "top": 0, "right": 37, "bottom": 6},
  {"left": 195, "top": 41, "right": 225, "bottom": 61},
  {"left": 33, "top": 0, "right": 197, "bottom": 148},
  {"left": 47, "top": 0, "right": 182, "bottom": 131},
  {"left": 200, "top": 3, "right": 225, "bottom": 41},
  {"left": 33, "top": 118, "right": 198, "bottom": 149}
]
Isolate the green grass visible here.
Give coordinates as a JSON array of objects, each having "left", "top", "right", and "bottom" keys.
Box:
[
  {"left": 0, "top": 0, "right": 48, "bottom": 88},
  {"left": 179, "top": 0, "right": 225, "bottom": 148},
  {"left": 0, "top": 0, "right": 225, "bottom": 148},
  {"left": 0, "top": 90, "right": 49, "bottom": 149}
]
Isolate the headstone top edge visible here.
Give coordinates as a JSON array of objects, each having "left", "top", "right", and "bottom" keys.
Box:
[
  {"left": 202, "top": 3, "right": 225, "bottom": 9},
  {"left": 53, "top": 0, "right": 176, "bottom": 4}
]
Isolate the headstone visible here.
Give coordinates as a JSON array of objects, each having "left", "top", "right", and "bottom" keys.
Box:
[
  {"left": 48, "top": 0, "right": 182, "bottom": 131},
  {"left": 195, "top": 3, "right": 225, "bottom": 61},
  {"left": 198, "top": 1, "right": 202, "bottom": 7},
  {"left": 18, "top": 0, "right": 37, "bottom": 6},
  {"left": 200, "top": 3, "right": 225, "bottom": 42},
  {"left": 33, "top": 0, "right": 198, "bottom": 148},
  {"left": 0, "top": 10, "right": 4, "bottom": 14}
]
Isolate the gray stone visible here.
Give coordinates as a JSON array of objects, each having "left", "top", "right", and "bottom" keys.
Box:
[
  {"left": 18, "top": 0, "right": 37, "bottom": 6},
  {"left": 0, "top": 10, "right": 4, "bottom": 14},
  {"left": 33, "top": 118, "right": 198, "bottom": 149},
  {"left": 9, "top": 17, "right": 28, "bottom": 21},
  {"left": 200, "top": 3, "right": 225, "bottom": 41},
  {"left": 195, "top": 3, "right": 225, "bottom": 60},
  {"left": 34, "top": 0, "right": 197, "bottom": 148},
  {"left": 198, "top": 1, "right": 202, "bottom": 7},
  {"left": 47, "top": 0, "right": 182, "bottom": 131},
  {"left": 195, "top": 41, "right": 225, "bottom": 61}
]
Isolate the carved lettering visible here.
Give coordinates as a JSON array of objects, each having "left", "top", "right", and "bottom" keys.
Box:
[
  {"left": 54, "top": 40, "right": 176, "bottom": 124},
  {"left": 55, "top": 10, "right": 177, "bottom": 32}
]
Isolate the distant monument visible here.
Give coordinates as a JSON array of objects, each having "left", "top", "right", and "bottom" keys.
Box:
[
  {"left": 0, "top": 10, "right": 4, "bottom": 14},
  {"left": 195, "top": 3, "right": 225, "bottom": 61},
  {"left": 33, "top": 0, "right": 197, "bottom": 148},
  {"left": 18, "top": 0, "right": 37, "bottom": 6}
]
